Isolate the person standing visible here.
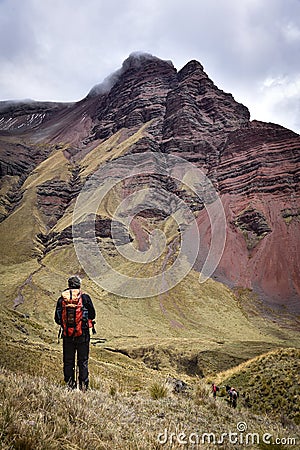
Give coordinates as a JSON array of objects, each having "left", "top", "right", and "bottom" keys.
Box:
[
  {"left": 55, "top": 276, "right": 96, "bottom": 390},
  {"left": 212, "top": 383, "right": 219, "bottom": 399},
  {"left": 231, "top": 388, "right": 238, "bottom": 408}
]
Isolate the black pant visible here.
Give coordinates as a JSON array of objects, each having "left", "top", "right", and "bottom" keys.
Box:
[{"left": 63, "top": 334, "right": 90, "bottom": 388}]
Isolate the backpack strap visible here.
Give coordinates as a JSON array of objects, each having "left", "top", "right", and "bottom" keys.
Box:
[{"left": 57, "top": 326, "right": 62, "bottom": 343}]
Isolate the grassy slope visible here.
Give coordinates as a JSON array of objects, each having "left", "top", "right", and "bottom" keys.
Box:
[
  {"left": 0, "top": 366, "right": 299, "bottom": 450},
  {"left": 1, "top": 242, "right": 298, "bottom": 382},
  {"left": 216, "top": 347, "right": 300, "bottom": 424}
]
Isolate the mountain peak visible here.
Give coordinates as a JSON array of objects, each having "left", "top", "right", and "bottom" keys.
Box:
[
  {"left": 177, "top": 59, "right": 208, "bottom": 82},
  {"left": 122, "top": 52, "right": 175, "bottom": 71},
  {"left": 88, "top": 52, "right": 175, "bottom": 97},
  {"left": 181, "top": 59, "right": 204, "bottom": 72}
]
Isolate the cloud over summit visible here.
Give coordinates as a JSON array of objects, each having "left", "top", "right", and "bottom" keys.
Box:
[{"left": 0, "top": 0, "right": 299, "bottom": 133}]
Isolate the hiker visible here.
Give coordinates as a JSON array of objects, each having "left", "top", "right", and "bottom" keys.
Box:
[
  {"left": 212, "top": 383, "right": 219, "bottom": 399},
  {"left": 231, "top": 388, "right": 239, "bottom": 408},
  {"left": 55, "top": 276, "right": 96, "bottom": 390},
  {"left": 226, "top": 385, "right": 233, "bottom": 406},
  {"left": 227, "top": 387, "right": 239, "bottom": 408}
]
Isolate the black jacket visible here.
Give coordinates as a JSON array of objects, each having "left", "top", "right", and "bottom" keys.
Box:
[{"left": 54, "top": 290, "right": 96, "bottom": 334}]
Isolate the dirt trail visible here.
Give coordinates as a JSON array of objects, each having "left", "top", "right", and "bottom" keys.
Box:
[{"left": 14, "top": 263, "right": 45, "bottom": 309}]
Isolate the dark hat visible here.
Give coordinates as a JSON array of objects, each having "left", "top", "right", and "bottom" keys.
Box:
[{"left": 68, "top": 276, "right": 81, "bottom": 289}]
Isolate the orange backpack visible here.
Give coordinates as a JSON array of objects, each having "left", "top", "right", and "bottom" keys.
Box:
[{"left": 61, "top": 289, "right": 85, "bottom": 337}]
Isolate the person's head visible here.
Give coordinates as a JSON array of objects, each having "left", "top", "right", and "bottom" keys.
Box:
[{"left": 68, "top": 275, "right": 81, "bottom": 289}]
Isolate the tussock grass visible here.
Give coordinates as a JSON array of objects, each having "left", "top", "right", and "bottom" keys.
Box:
[
  {"left": 194, "top": 383, "right": 211, "bottom": 406},
  {"left": 149, "top": 382, "right": 169, "bottom": 400},
  {"left": 0, "top": 367, "right": 299, "bottom": 450}
]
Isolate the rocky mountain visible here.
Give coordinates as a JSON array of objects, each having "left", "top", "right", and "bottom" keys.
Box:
[
  {"left": 1, "top": 52, "right": 299, "bottom": 318},
  {"left": 1, "top": 55, "right": 300, "bottom": 449}
]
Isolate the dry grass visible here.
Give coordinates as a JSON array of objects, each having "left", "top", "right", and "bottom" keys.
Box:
[
  {"left": 0, "top": 367, "right": 299, "bottom": 450},
  {"left": 149, "top": 382, "right": 169, "bottom": 400},
  {"left": 216, "top": 348, "right": 300, "bottom": 424}
]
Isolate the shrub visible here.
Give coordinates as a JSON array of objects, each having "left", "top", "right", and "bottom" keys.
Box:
[
  {"left": 149, "top": 382, "right": 168, "bottom": 400},
  {"left": 109, "top": 384, "right": 117, "bottom": 397},
  {"left": 194, "top": 383, "right": 210, "bottom": 406}
]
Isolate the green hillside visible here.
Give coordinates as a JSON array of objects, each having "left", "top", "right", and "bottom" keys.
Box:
[
  {"left": 216, "top": 348, "right": 300, "bottom": 424},
  {"left": 0, "top": 248, "right": 299, "bottom": 385}
]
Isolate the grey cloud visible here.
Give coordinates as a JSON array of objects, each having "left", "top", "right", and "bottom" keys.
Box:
[
  {"left": 152, "top": 0, "right": 300, "bottom": 85},
  {"left": 0, "top": 1, "right": 38, "bottom": 61},
  {"left": 0, "top": 0, "right": 299, "bottom": 132}
]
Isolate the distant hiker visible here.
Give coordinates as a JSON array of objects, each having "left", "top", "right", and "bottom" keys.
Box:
[
  {"left": 228, "top": 387, "right": 239, "bottom": 408},
  {"left": 55, "top": 276, "right": 96, "bottom": 390},
  {"left": 226, "top": 385, "right": 233, "bottom": 405},
  {"left": 231, "top": 388, "right": 238, "bottom": 408},
  {"left": 212, "top": 383, "right": 219, "bottom": 399}
]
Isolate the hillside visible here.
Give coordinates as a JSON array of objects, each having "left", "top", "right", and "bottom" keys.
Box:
[
  {"left": 1, "top": 365, "right": 299, "bottom": 450},
  {"left": 217, "top": 348, "right": 300, "bottom": 424},
  {"left": 0, "top": 54, "right": 299, "bottom": 426}
]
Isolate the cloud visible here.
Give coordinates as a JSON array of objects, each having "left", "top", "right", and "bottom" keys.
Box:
[
  {"left": 88, "top": 51, "right": 174, "bottom": 96},
  {"left": 0, "top": 0, "right": 299, "bottom": 132},
  {"left": 254, "top": 73, "right": 300, "bottom": 130}
]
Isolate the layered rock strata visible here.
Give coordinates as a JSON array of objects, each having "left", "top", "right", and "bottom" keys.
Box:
[{"left": 0, "top": 53, "right": 299, "bottom": 312}]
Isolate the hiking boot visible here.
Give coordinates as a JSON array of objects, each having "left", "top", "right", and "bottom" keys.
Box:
[
  {"left": 67, "top": 378, "right": 77, "bottom": 390},
  {"left": 79, "top": 380, "right": 89, "bottom": 391}
]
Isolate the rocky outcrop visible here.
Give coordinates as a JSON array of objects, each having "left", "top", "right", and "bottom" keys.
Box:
[
  {"left": 90, "top": 55, "right": 177, "bottom": 141},
  {"left": 0, "top": 178, "right": 24, "bottom": 222},
  {"left": 234, "top": 207, "right": 271, "bottom": 250},
  {"left": 217, "top": 121, "right": 299, "bottom": 196},
  {"left": 0, "top": 100, "right": 72, "bottom": 132},
  {"left": 0, "top": 140, "right": 53, "bottom": 178},
  {"left": 37, "top": 214, "right": 132, "bottom": 254},
  {"left": 37, "top": 180, "right": 75, "bottom": 228},
  {"left": 281, "top": 208, "right": 300, "bottom": 223},
  {"left": 162, "top": 60, "right": 250, "bottom": 149},
  {"left": 37, "top": 166, "right": 82, "bottom": 228}
]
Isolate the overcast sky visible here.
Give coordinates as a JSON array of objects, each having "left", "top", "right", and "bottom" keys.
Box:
[{"left": 0, "top": 0, "right": 299, "bottom": 133}]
